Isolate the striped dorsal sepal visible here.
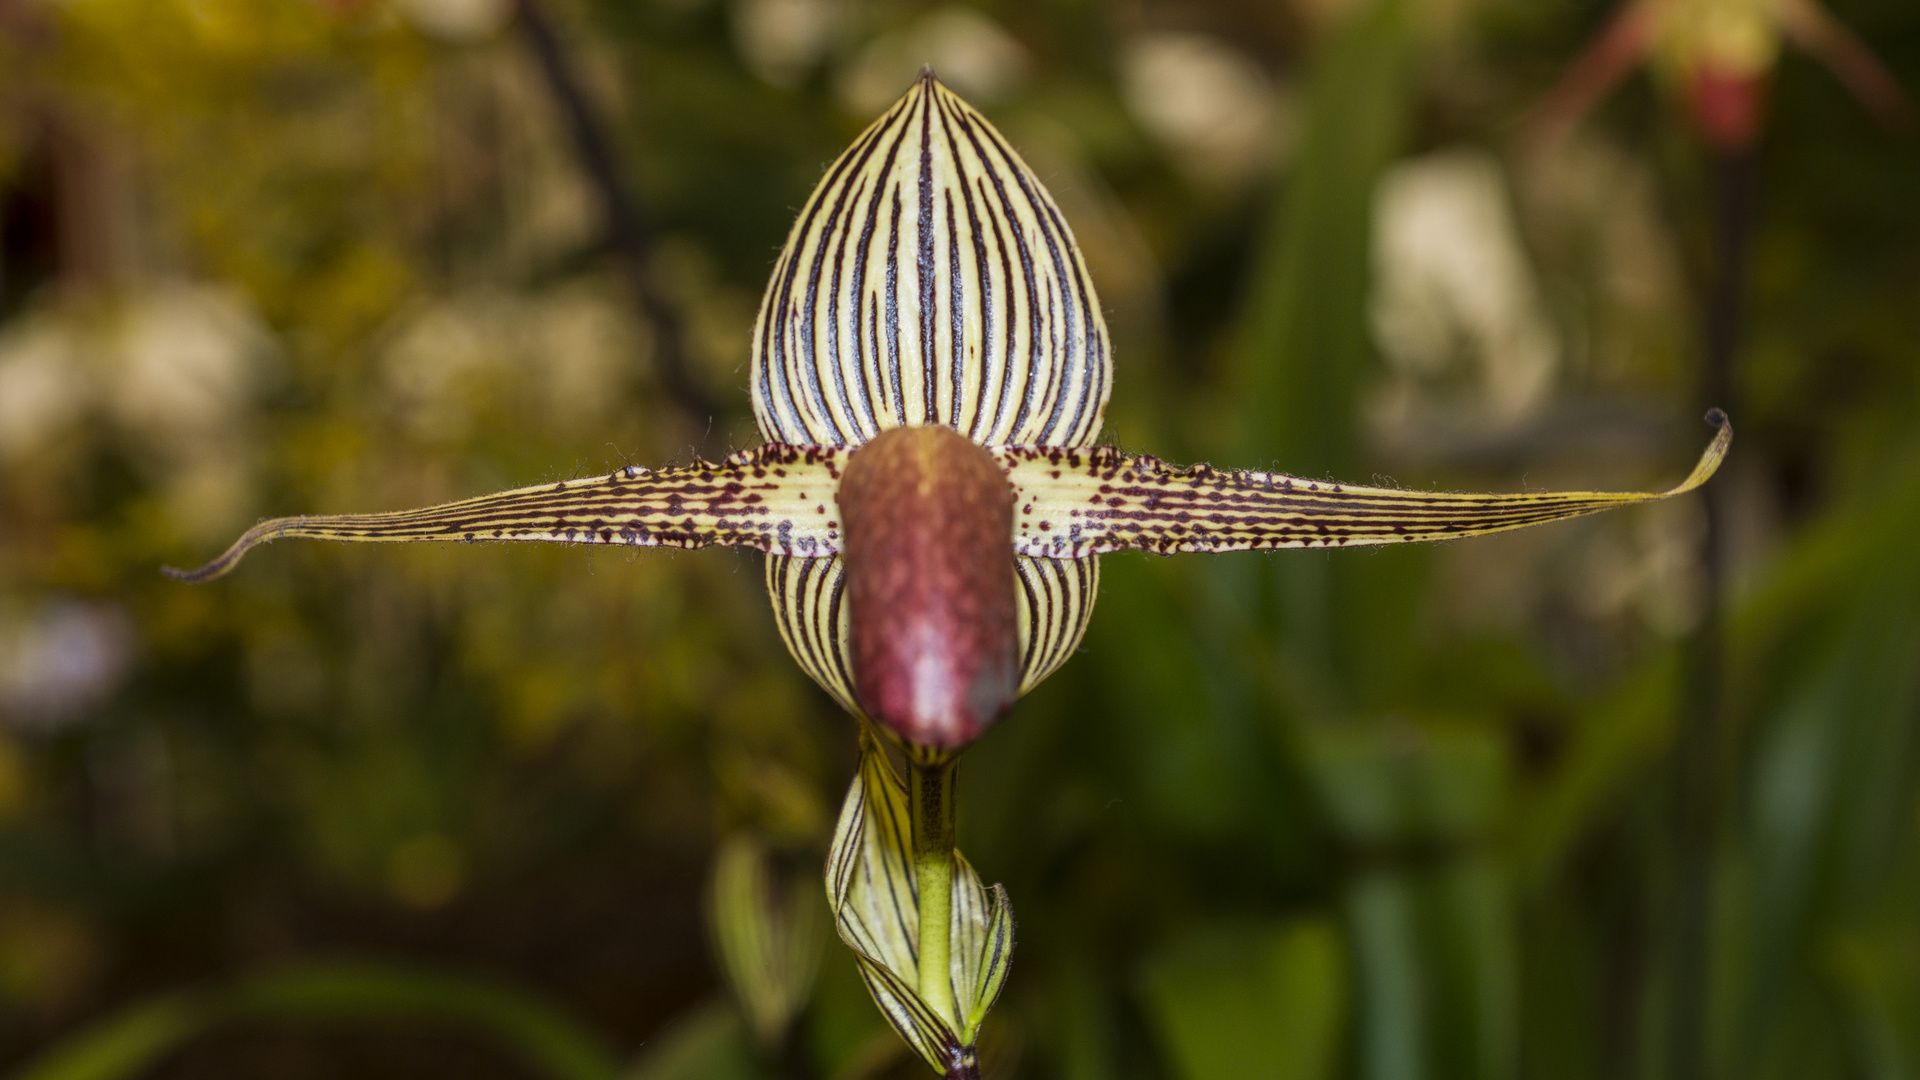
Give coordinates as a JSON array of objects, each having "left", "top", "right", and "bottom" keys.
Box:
[
  {"left": 162, "top": 444, "right": 853, "bottom": 583},
  {"left": 750, "top": 70, "right": 1111, "bottom": 452},
  {"left": 999, "top": 410, "right": 1733, "bottom": 559}
]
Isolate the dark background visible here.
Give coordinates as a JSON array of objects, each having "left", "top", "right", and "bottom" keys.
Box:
[{"left": 2, "top": 0, "right": 1918, "bottom": 1077}]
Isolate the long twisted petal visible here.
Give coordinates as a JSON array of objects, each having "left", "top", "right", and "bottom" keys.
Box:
[
  {"left": 1004, "top": 411, "right": 1732, "bottom": 558},
  {"left": 1522, "top": 0, "right": 1656, "bottom": 153},
  {"left": 1777, "top": 0, "right": 1915, "bottom": 129},
  {"left": 170, "top": 413, "right": 1730, "bottom": 579},
  {"left": 163, "top": 445, "right": 849, "bottom": 582}
]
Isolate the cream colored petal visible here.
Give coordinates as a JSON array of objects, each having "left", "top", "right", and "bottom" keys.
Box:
[
  {"left": 165, "top": 445, "right": 849, "bottom": 582},
  {"left": 1002, "top": 411, "right": 1732, "bottom": 558}
]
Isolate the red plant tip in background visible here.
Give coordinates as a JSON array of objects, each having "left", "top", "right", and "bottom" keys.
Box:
[
  {"left": 1689, "top": 66, "right": 1768, "bottom": 152},
  {"left": 1527, "top": 0, "right": 1912, "bottom": 155},
  {"left": 840, "top": 426, "right": 1018, "bottom": 753}
]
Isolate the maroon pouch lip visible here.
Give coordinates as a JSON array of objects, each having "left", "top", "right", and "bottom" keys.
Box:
[{"left": 838, "top": 425, "right": 1018, "bottom": 756}]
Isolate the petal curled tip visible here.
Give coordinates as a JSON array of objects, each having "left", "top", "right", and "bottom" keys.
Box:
[
  {"left": 160, "top": 446, "right": 849, "bottom": 584},
  {"left": 1676, "top": 407, "right": 1735, "bottom": 493},
  {"left": 161, "top": 519, "right": 291, "bottom": 583}
]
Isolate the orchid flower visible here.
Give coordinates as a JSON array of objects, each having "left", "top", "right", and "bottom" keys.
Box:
[
  {"left": 168, "top": 71, "right": 1730, "bottom": 1078},
  {"left": 1528, "top": 0, "right": 1912, "bottom": 153}
]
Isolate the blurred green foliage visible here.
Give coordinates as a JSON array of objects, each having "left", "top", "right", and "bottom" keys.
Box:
[
  {"left": 10, "top": 961, "right": 624, "bottom": 1080},
  {"left": 2, "top": 0, "right": 1918, "bottom": 1077}
]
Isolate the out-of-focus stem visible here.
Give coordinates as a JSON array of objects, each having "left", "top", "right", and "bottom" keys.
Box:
[
  {"left": 1668, "top": 147, "right": 1753, "bottom": 1080},
  {"left": 775, "top": 1010, "right": 817, "bottom": 1080},
  {"left": 510, "top": 0, "right": 718, "bottom": 425},
  {"left": 909, "top": 761, "right": 957, "bottom": 1038}
]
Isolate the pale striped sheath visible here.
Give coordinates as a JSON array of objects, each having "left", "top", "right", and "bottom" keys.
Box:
[{"left": 754, "top": 72, "right": 1110, "bottom": 714}]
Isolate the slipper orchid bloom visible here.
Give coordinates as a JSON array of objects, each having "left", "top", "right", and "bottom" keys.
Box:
[
  {"left": 169, "top": 71, "right": 1730, "bottom": 1077},
  {"left": 1529, "top": 0, "right": 1911, "bottom": 153}
]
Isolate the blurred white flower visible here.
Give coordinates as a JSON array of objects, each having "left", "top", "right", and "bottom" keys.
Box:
[
  {"left": 109, "top": 282, "right": 271, "bottom": 453},
  {"left": 0, "top": 281, "right": 272, "bottom": 471},
  {"left": 1371, "top": 149, "right": 1558, "bottom": 419},
  {"left": 0, "top": 315, "right": 88, "bottom": 462},
  {"left": 1119, "top": 33, "right": 1286, "bottom": 191},
  {"left": 0, "top": 601, "right": 135, "bottom": 732},
  {"left": 1515, "top": 134, "right": 1685, "bottom": 385},
  {"left": 531, "top": 285, "right": 640, "bottom": 421},
  {"left": 109, "top": 283, "right": 276, "bottom": 539},
  {"left": 732, "top": 0, "right": 846, "bottom": 89},
  {"left": 394, "top": 0, "right": 512, "bottom": 43},
  {"left": 381, "top": 281, "right": 638, "bottom": 440},
  {"left": 382, "top": 290, "right": 513, "bottom": 442},
  {"left": 837, "top": 7, "right": 1028, "bottom": 115},
  {"left": 1576, "top": 496, "right": 1707, "bottom": 635}
]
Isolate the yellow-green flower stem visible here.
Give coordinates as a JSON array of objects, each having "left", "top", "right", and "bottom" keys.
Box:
[{"left": 908, "top": 760, "right": 958, "bottom": 1041}]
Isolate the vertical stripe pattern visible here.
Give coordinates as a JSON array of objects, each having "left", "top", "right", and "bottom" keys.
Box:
[
  {"left": 770, "top": 552, "right": 1100, "bottom": 723},
  {"left": 767, "top": 554, "right": 861, "bottom": 717},
  {"left": 1013, "top": 556, "right": 1099, "bottom": 694},
  {"left": 750, "top": 71, "right": 1112, "bottom": 452}
]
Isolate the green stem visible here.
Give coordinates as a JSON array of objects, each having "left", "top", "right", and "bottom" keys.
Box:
[{"left": 909, "top": 760, "right": 958, "bottom": 1033}]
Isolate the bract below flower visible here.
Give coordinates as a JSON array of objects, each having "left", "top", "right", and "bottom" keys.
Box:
[{"left": 1529, "top": 0, "right": 1910, "bottom": 153}]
